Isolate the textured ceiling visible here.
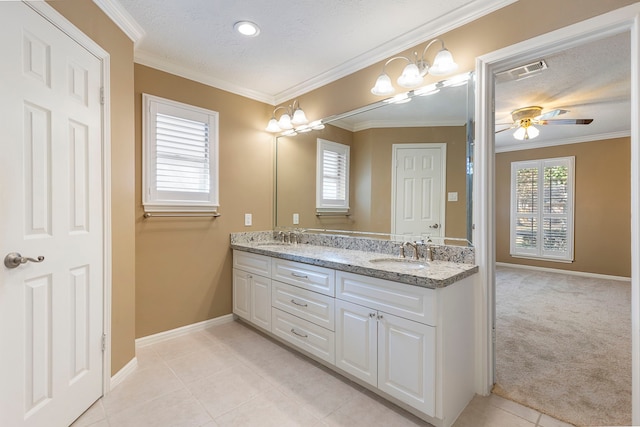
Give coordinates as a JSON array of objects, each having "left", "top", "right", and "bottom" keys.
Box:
[
  {"left": 494, "top": 31, "right": 630, "bottom": 150},
  {"left": 114, "top": 0, "right": 514, "bottom": 103}
]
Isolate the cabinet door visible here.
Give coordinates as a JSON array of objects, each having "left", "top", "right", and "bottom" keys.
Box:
[
  {"left": 250, "top": 274, "right": 271, "bottom": 331},
  {"left": 377, "top": 312, "right": 436, "bottom": 416},
  {"left": 335, "top": 300, "right": 377, "bottom": 387},
  {"left": 232, "top": 268, "right": 251, "bottom": 320}
]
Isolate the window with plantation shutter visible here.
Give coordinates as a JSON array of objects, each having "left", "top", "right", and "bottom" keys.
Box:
[
  {"left": 316, "top": 139, "right": 350, "bottom": 212},
  {"left": 143, "top": 94, "right": 219, "bottom": 212},
  {"left": 510, "top": 156, "right": 574, "bottom": 262}
]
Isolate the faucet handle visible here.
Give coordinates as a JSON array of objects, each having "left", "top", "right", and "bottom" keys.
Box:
[{"left": 397, "top": 242, "right": 406, "bottom": 258}]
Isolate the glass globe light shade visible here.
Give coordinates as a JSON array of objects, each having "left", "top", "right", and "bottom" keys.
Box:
[
  {"left": 278, "top": 113, "right": 293, "bottom": 130},
  {"left": 397, "top": 63, "right": 423, "bottom": 88},
  {"left": 265, "top": 118, "right": 281, "bottom": 132},
  {"left": 291, "top": 108, "right": 308, "bottom": 125},
  {"left": 371, "top": 73, "right": 394, "bottom": 96},
  {"left": 429, "top": 48, "right": 458, "bottom": 76}
]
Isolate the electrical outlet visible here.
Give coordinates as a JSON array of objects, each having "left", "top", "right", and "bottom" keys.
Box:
[
  {"left": 293, "top": 213, "right": 299, "bottom": 225},
  {"left": 244, "top": 213, "right": 252, "bottom": 226}
]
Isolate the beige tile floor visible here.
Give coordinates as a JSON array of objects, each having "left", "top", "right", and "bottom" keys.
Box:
[{"left": 71, "top": 320, "right": 574, "bottom": 427}]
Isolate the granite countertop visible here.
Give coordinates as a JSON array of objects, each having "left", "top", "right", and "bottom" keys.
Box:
[{"left": 231, "top": 241, "right": 478, "bottom": 289}]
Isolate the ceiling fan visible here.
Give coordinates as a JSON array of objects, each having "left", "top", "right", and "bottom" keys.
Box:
[{"left": 496, "top": 106, "right": 594, "bottom": 140}]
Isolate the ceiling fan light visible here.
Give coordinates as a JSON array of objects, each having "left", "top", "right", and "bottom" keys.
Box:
[
  {"left": 429, "top": 48, "right": 458, "bottom": 76},
  {"left": 513, "top": 126, "right": 527, "bottom": 140},
  {"left": 266, "top": 118, "right": 281, "bottom": 132},
  {"left": 278, "top": 113, "right": 293, "bottom": 130},
  {"left": 397, "top": 63, "right": 423, "bottom": 88},
  {"left": 527, "top": 124, "right": 540, "bottom": 139},
  {"left": 291, "top": 107, "right": 308, "bottom": 125},
  {"left": 371, "top": 73, "right": 395, "bottom": 96}
]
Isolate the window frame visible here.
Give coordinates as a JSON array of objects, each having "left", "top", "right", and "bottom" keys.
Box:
[
  {"left": 509, "top": 156, "right": 575, "bottom": 262},
  {"left": 316, "top": 138, "right": 350, "bottom": 213},
  {"left": 142, "top": 93, "right": 219, "bottom": 213}
]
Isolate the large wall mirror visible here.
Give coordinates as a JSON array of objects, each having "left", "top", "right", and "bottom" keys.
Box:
[{"left": 275, "top": 73, "right": 474, "bottom": 244}]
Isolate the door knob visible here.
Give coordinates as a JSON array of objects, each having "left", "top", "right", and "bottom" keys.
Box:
[
  {"left": 429, "top": 224, "right": 440, "bottom": 229},
  {"left": 4, "top": 252, "right": 45, "bottom": 269}
]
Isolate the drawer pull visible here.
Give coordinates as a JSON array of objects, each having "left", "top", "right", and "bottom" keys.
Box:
[
  {"left": 291, "top": 272, "right": 309, "bottom": 279},
  {"left": 290, "top": 328, "right": 308, "bottom": 338},
  {"left": 290, "top": 299, "right": 308, "bottom": 307}
]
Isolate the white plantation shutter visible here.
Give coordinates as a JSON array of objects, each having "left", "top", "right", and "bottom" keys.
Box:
[
  {"left": 510, "top": 157, "right": 574, "bottom": 262},
  {"left": 143, "top": 94, "right": 219, "bottom": 212},
  {"left": 317, "top": 139, "right": 350, "bottom": 211}
]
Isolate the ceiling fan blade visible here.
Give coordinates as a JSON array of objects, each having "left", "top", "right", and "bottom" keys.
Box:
[
  {"left": 535, "top": 109, "right": 569, "bottom": 120},
  {"left": 538, "top": 118, "right": 593, "bottom": 125},
  {"left": 495, "top": 126, "right": 516, "bottom": 134}
]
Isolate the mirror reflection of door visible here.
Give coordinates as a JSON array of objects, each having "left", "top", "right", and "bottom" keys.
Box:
[{"left": 391, "top": 143, "right": 446, "bottom": 238}]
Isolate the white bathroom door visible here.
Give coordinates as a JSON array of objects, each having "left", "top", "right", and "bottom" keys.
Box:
[
  {"left": 0, "top": 3, "right": 105, "bottom": 427},
  {"left": 392, "top": 145, "right": 446, "bottom": 238}
]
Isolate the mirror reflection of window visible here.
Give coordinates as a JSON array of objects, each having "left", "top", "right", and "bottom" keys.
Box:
[{"left": 316, "top": 139, "right": 350, "bottom": 213}]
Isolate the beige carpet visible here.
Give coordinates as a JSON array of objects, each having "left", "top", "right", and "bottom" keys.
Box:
[{"left": 493, "top": 266, "right": 631, "bottom": 427}]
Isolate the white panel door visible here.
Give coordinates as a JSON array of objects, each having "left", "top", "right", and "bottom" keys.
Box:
[
  {"left": 250, "top": 274, "right": 271, "bottom": 331},
  {"left": 377, "top": 312, "right": 436, "bottom": 416},
  {"left": 335, "top": 299, "right": 377, "bottom": 387},
  {"left": 393, "top": 146, "right": 445, "bottom": 237},
  {"left": 0, "top": 3, "right": 104, "bottom": 427}
]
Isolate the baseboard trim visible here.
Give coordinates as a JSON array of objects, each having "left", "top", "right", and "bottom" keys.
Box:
[
  {"left": 496, "top": 262, "right": 631, "bottom": 282},
  {"left": 135, "top": 313, "right": 236, "bottom": 348},
  {"left": 110, "top": 357, "right": 137, "bottom": 391}
]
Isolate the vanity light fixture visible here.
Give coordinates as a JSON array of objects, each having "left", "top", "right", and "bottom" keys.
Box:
[
  {"left": 234, "top": 21, "right": 260, "bottom": 37},
  {"left": 266, "top": 100, "right": 311, "bottom": 133},
  {"left": 371, "top": 39, "right": 458, "bottom": 96}
]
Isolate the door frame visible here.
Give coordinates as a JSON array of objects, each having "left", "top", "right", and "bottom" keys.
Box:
[
  {"left": 390, "top": 143, "right": 447, "bottom": 237},
  {"left": 474, "top": 3, "right": 640, "bottom": 423},
  {"left": 25, "top": 1, "right": 113, "bottom": 395}
]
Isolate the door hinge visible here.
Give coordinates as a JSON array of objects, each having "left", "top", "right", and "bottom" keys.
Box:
[
  {"left": 100, "top": 87, "right": 105, "bottom": 105},
  {"left": 101, "top": 334, "right": 106, "bottom": 352},
  {"left": 491, "top": 327, "right": 496, "bottom": 344}
]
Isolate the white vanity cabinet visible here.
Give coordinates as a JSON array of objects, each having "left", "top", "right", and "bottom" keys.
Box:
[
  {"left": 232, "top": 251, "right": 272, "bottom": 331},
  {"left": 269, "top": 258, "right": 336, "bottom": 364},
  {"left": 335, "top": 274, "right": 436, "bottom": 417},
  {"left": 231, "top": 248, "right": 475, "bottom": 427}
]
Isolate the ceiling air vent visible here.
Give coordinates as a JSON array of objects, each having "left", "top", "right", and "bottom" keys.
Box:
[{"left": 496, "top": 60, "right": 548, "bottom": 83}]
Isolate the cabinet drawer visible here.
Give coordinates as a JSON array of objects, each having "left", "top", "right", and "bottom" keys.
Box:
[
  {"left": 272, "top": 259, "right": 335, "bottom": 296},
  {"left": 272, "top": 308, "right": 335, "bottom": 365},
  {"left": 233, "top": 250, "right": 271, "bottom": 276},
  {"left": 272, "top": 281, "right": 335, "bottom": 331},
  {"left": 336, "top": 271, "right": 437, "bottom": 326}
]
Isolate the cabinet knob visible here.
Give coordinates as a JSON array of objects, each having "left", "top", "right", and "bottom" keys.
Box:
[
  {"left": 369, "top": 312, "right": 376, "bottom": 318},
  {"left": 377, "top": 314, "right": 384, "bottom": 320}
]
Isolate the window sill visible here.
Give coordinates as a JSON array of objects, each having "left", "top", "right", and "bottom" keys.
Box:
[{"left": 510, "top": 254, "right": 574, "bottom": 264}]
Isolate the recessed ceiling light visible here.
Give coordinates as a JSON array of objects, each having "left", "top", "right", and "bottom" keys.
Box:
[{"left": 234, "top": 21, "right": 260, "bottom": 37}]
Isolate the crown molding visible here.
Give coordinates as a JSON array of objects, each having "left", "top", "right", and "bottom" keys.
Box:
[
  {"left": 134, "top": 52, "right": 276, "bottom": 105},
  {"left": 273, "top": 0, "right": 517, "bottom": 104},
  {"left": 347, "top": 119, "right": 466, "bottom": 132},
  {"left": 130, "top": 0, "right": 515, "bottom": 105},
  {"left": 92, "top": 0, "right": 145, "bottom": 44},
  {"left": 495, "top": 130, "right": 631, "bottom": 153}
]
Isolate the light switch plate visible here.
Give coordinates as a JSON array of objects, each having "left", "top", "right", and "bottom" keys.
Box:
[
  {"left": 293, "top": 213, "right": 299, "bottom": 225},
  {"left": 448, "top": 192, "right": 458, "bottom": 202},
  {"left": 244, "top": 213, "right": 252, "bottom": 226}
]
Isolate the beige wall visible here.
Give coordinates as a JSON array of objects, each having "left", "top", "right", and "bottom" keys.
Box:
[
  {"left": 495, "top": 138, "right": 631, "bottom": 277},
  {"left": 47, "top": 0, "right": 136, "bottom": 375},
  {"left": 351, "top": 126, "right": 468, "bottom": 238},
  {"left": 134, "top": 64, "right": 274, "bottom": 337}
]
